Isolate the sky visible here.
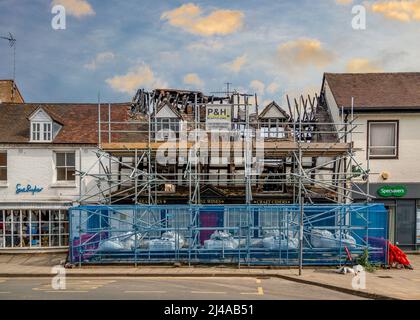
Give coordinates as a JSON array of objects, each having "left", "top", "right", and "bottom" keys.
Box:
[{"left": 1, "top": 0, "right": 420, "bottom": 106}]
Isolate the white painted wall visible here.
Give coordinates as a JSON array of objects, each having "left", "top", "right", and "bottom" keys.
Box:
[
  {"left": 351, "top": 113, "right": 420, "bottom": 183},
  {"left": 323, "top": 79, "right": 420, "bottom": 183},
  {"left": 0, "top": 145, "right": 102, "bottom": 204}
]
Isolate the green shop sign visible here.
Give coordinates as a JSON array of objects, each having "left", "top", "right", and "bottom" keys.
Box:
[{"left": 377, "top": 186, "right": 407, "bottom": 198}]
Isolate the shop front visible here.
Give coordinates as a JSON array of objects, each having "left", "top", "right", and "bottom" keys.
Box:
[
  {"left": 0, "top": 202, "right": 71, "bottom": 250},
  {"left": 354, "top": 183, "right": 420, "bottom": 250}
]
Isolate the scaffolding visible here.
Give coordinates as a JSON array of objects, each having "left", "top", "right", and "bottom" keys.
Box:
[{"left": 70, "top": 88, "right": 387, "bottom": 267}]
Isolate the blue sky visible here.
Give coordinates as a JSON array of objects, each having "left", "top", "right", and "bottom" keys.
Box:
[{"left": 1, "top": 0, "right": 420, "bottom": 105}]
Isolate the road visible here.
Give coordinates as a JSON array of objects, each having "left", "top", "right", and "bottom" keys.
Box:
[{"left": 0, "top": 276, "right": 366, "bottom": 300}]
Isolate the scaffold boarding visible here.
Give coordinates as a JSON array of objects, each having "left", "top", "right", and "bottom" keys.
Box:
[{"left": 69, "top": 204, "right": 388, "bottom": 266}]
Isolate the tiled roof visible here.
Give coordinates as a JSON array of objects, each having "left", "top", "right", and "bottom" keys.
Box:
[
  {"left": 0, "top": 80, "right": 24, "bottom": 103},
  {"left": 324, "top": 72, "right": 420, "bottom": 110},
  {"left": 0, "top": 103, "right": 131, "bottom": 144}
]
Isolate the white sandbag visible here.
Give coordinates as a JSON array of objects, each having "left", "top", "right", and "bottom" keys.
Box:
[
  {"left": 148, "top": 239, "right": 176, "bottom": 251},
  {"left": 311, "top": 229, "right": 337, "bottom": 248},
  {"left": 204, "top": 231, "right": 239, "bottom": 249},
  {"left": 204, "top": 239, "right": 239, "bottom": 250},
  {"left": 98, "top": 239, "right": 125, "bottom": 251},
  {"left": 161, "top": 231, "right": 185, "bottom": 248},
  {"left": 147, "top": 231, "right": 186, "bottom": 251},
  {"left": 262, "top": 234, "right": 299, "bottom": 250},
  {"left": 335, "top": 231, "right": 356, "bottom": 248}
]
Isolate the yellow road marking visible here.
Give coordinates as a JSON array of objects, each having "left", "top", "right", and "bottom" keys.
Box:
[
  {"left": 256, "top": 279, "right": 261, "bottom": 284},
  {"left": 257, "top": 287, "right": 264, "bottom": 295}
]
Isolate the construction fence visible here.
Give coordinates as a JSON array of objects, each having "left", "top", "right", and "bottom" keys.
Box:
[{"left": 69, "top": 204, "right": 388, "bottom": 266}]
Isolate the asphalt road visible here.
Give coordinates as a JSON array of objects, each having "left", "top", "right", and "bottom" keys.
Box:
[{"left": 0, "top": 277, "right": 366, "bottom": 300}]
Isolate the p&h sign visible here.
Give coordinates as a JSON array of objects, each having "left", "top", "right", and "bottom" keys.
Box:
[{"left": 206, "top": 105, "right": 231, "bottom": 130}]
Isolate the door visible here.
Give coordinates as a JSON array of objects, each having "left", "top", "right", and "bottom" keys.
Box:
[
  {"left": 396, "top": 200, "right": 416, "bottom": 250},
  {"left": 385, "top": 204, "right": 396, "bottom": 245}
]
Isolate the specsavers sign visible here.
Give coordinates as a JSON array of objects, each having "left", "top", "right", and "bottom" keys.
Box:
[{"left": 377, "top": 185, "right": 407, "bottom": 198}]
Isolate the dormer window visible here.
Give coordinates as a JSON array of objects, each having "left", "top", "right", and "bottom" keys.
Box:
[
  {"left": 28, "top": 107, "right": 59, "bottom": 143},
  {"left": 32, "top": 122, "right": 52, "bottom": 142}
]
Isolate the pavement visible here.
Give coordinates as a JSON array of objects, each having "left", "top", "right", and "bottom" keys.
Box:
[{"left": 0, "top": 253, "right": 419, "bottom": 300}]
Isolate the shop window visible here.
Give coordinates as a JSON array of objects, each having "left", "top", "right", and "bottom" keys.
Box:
[
  {"left": 368, "top": 121, "right": 398, "bottom": 159},
  {"left": 224, "top": 210, "right": 253, "bottom": 237},
  {"left": 166, "top": 210, "right": 190, "bottom": 237},
  {"left": 56, "top": 152, "right": 76, "bottom": 181},
  {"left": 0, "top": 152, "right": 6, "bottom": 181},
  {"left": 0, "top": 209, "right": 69, "bottom": 248}
]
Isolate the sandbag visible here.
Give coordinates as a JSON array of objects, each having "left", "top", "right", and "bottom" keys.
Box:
[
  {"left": 311, "top": 229, "right": 336, "bottom": 248},
  {"left": 98, "top": 239, "right": 125, "bottom": 251},
  {"left": 204, "top": 231, "right": 239, "bottom": 249},
  {"left": 263, "top": 234, "right": 299, "bottom": 250}
]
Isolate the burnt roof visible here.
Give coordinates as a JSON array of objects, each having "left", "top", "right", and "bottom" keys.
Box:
[
  {"left": 0, "top": 102, "right": 131, "bottom": 144},
  {"left": 324, "top": 72, "right": 420, "bottom": 111}
]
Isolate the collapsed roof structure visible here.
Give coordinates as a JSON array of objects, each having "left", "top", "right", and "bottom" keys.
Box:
[{"left": 77, "top": 87, "right": 369, "bottom": 206}]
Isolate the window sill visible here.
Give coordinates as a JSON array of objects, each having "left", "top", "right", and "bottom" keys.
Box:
[
  {"left": 50, "top": 183, "right": 77, "bottom": 188},
  {"left": 0, "top": 182, "right": 9, "bottom": 188}
]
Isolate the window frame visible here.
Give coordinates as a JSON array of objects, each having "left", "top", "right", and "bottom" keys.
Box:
[
  {"left": 367, "top": 120, "right": 399, "bottom": 160},
  {"left": 31, "top": 121, "right": 53, "bottom": 142},
  {"left": 55, "top": 151, "right": 76, "bottom": 182},
  {"left": 0, "top": 151, "right": 7, "bottom": 182}
]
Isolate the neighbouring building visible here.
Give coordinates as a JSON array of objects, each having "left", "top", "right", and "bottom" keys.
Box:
[
  {"left": 0, "top": 80, "right": 24, "bottom": 103},
  {"left": 320, "top": 72, "right": 420, "bottom": 250},
  {"left": 0, "top": 101, "right": 130, "bottom": 250}
]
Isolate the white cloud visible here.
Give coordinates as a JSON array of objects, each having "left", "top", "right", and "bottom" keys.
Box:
[
  {"left": 106, "top": 63, "right": 167, "bottom": 95},
  {"left": 161, "top": 3, "right": 244, "bottom": 36},
  {"left": 346, "top": 58, "right": 383, "bottom": 73},
  {"left": 267, "top": 82, "right": 280, "bottom": 94},
  {"left": 250, "top": 80, "right": 265, "bottom": 95},
  {"left": 222, "top": 54, "right": 247, "bottom": 73},
  {"left": 183, "top": 73, "right": 204, "bottom": 88},
  {"left": 84, "top": 52, "right": 114, "bottom": 70},
  {"left": 370, "top": 0, "right": 420, "bottom": 22},
  {"left": 277, "top": 38, "right": 335, "bottom": 68},
  {"left": 51, "top": 0, "right": 95, "bottom": 18}
]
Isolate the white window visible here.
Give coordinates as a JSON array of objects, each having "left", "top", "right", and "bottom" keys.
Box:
[
  {"left": 368, "top": 121, "right": 398, "bottom": 158},
  {"left": 155, "top": 118, "right": 179, "bottom": 140},
  {"left": 56, "top": 152, "right": 76, "bottom": 181},
  {"left": 0, "top": 152, "right": 6, "bottom": 181},
  {"left": 31, "top": 122, "right": 52, "bottom": 142},
  {"left": 260, "top": 119, "right": 286, "bottom": 138}
]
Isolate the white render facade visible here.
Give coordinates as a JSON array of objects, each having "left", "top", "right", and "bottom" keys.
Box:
[
  {"left": 321, "top": 73, "right": 420, "bottom": 250},
  {"left": 0, "top": 144, "right": 101, "bottom": 250}
]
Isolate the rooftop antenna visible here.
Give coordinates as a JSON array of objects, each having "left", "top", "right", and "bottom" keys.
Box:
[{"left": 1, "top": 32, "right": 17, "bottom": 100}]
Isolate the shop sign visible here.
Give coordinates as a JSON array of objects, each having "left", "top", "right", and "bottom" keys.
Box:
[
  {"left": 206, "top": 105, "right": 231, "bottom": 130},
  {"left": 16, "top": 184, "right": 43, "bottom": 195},
  {"left": 377, "top": 185, "right": 407, "bottom": 198}
]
